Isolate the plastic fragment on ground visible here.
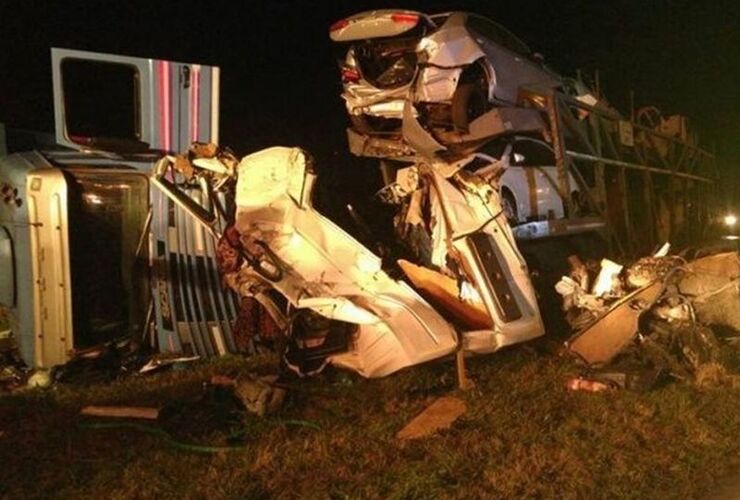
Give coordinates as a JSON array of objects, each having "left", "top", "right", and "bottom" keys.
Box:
[
  {"left": 565, "top": 377, "right": 611, "bottom": 392},
  {"left": 592, "top": 258, "right": 623, "bottom": 296}
]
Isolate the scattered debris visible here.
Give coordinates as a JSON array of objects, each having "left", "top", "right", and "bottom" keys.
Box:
[
  {"left": 565, "top": 377, "right": 612, "bottom": 392},
  {"left": 566, "top": 281, "right": 663, "bottom": 365},
  {"left": 557, "top": 247, "right": 740, "bottom": 388},
  {"left": 80, "top": 406, "right": 160, "bottom": 420},
  {"left": 592, "top": 258, "right": 624, "bottom": 296},
  {"left": 51, "top": 342, "right": 125, "bottom": 385},
  {"left": 396, "top": 396, "right": 467, "bottom": 440},
  {"left": 211, "top": 374, "right": 286, "bottom": 417},
  {"left": 0, "top": 365, "right": 24, "bottom": 391},
  {"left": 26, "top": 370, "right": 51, "bottom": 389}
]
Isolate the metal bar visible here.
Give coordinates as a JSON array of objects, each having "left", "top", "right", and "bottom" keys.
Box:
[
  {"left": 667, "top": 176, "right": 676, "bottom": 241},
  {"left": 182, "top": 190, "right": 217, "bottom": 357},
  {"left": 167, "top": 198, "right": 195, "bottom": 354},
  {"left": 565, "top": 151, "right": 713, "bottom": 183},
  {"left": 630, "top": 122, "right": 714, "bottom": 158},
  {"left": 203, "top": 233, "right": 238, "bottom": 353},
  {"left": 642, "top": 171, "right": 656, "bottom": 248},
  {"left": 195, "top": 188, "right": 234, "bottom": 354},
  {"left": 547, "top": 92, "right": 573, "bottom": 215},
  {"left": 557, "top": 92, "right": 714, "bottom": 159},
  {"left": 588, "top": 114, "right": 607, "bottom": 206},
  {"left": 617, "top": 166, "right": 633, "bottom": 254},
  {"left": 600, "top": 121, "right": 621, "bottom": 160},
  {"left": 560, "top": 102, "right": 599, "bottom": 156},
  {"left": 174, "top": 200, "right": 206, "bottom": 357}
]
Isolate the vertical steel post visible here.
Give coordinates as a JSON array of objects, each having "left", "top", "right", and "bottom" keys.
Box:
[
  {"left": 546, "top": 91, "right": 573, "bottom": 217},
  {"left": 617, "top": 166, "right": 633, "bottom": 255}
]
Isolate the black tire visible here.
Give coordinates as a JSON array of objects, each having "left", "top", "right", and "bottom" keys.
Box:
[{"left": 451, "top": 81, "right": 489, "bottom": 132}]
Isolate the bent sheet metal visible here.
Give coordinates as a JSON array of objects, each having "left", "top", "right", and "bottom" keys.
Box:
[{"left": 152, "top": 144, "right": 545, "bottom": 377}]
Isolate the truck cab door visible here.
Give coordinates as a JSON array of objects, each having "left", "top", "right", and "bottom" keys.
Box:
[{"left": 51, "top": 47, "right": 220, "bottom": 154}]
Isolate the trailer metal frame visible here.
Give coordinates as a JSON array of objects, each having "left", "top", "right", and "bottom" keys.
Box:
[{"left": 524, "top": 86, "right": 717, "bottom": 255}]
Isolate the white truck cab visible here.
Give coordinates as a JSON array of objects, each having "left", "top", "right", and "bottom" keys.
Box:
[{"left": 0, "top": 48, "right": 235, "bottom": 369}]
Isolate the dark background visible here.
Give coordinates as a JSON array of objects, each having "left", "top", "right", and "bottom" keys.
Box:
[{"left": 1, "top": 0, "right": 738, "bottom": 204}]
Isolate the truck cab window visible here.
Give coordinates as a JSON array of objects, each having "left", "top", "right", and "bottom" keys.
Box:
[{"left": 61, "top": 59, "right": 140, "bottom": 142}]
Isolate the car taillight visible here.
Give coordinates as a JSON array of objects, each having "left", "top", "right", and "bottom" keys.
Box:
[
  {"left": 329, "top": 19, "right": 349, "bottom": 33},
  {"left": 390, "top": 13, "right": 419, "bottom": 24},
  {"left": 341, "top": 67, "right": 361, "bottom": 83}
]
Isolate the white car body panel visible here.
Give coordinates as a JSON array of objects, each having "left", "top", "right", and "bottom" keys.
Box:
[
  {"left": 213, "top": 147, "right": 545, "bottom": 377},
  {"left": 414, "top": 66, "right": 463, "bottom": 103},
  {"left": 426, "top": 166, "right": 544, "bottom": 351},
  {"left": 231, "top": 147, "right": 459, "bottom": 377},
  {"left": 419, "top": 15, "right": 486, "bottom": 69},
  {"left": 501, "top": 166, "right": 578, "bottom": 223}
]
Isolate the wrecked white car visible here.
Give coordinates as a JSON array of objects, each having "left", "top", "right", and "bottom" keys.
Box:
[
  {"left": 477, "top": 135, "right": 582, "bottom": 224},
  {"left": 330, "top": 10, "right": 561, "bottom": 155},
  {"left": 155, "top": 144, "right": 544, "bottom": 378}
]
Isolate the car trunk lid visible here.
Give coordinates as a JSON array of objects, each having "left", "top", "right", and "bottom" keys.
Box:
[
  {"left": 329, "top": 10, "right": 426, "bottom": 42},
  {"left": 331, "top": 11, "right": 431, "bottom": 90}
]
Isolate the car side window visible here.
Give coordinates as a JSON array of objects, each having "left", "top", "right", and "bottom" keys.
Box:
[
  {"left": 466, "top": 15, "right": 531, "bottom": 58},
  {"left": 466, "top": 16, "right": 506, "bottom": 47},
  {"left": 477, "top": 139, "right": 510, "bottom": 159},
  {"left": 511, "top": 140, "right": 555, "bottom": 166}
]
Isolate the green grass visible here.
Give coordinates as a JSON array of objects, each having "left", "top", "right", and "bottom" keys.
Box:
[{"left": 1, "top": 341, "right": 739, "bottom": 499}]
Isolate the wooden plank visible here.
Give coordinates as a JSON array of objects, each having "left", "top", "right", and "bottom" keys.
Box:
[{"left": 81, "top": 406, "right": 160, "bottom": 420}]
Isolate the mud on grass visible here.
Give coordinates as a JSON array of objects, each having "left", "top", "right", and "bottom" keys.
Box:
[{"left": 1, "top": 344, "right": 739, "bottom": 499}]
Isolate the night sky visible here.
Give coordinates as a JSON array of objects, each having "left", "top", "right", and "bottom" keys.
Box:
[{"left": 1, "top": 1, "right": 738, "bottom": 200}]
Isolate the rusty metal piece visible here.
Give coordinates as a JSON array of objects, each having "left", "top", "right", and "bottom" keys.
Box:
[
  {"left": 624, "top": 255, "right": 683, "bottom": 289},
  {"left": 433, "top": 107, "right": 546, "bottom": 146},
  {"left": 396, "top": 396, "right": 467, "bottom": 440},
  {"left": 346, "top": 128, "right": 416, "bottom": 159},
  {"left": 566, "top": 280, "right": 663, "bottom": 365},
  {"left": 189, "top": 142, "right": 219, "bottom": 158},
  {"left": 173, "top": 154, "right": 195, "bottom": 180}
]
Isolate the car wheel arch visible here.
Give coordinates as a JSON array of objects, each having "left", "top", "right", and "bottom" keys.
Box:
[
  {"left": 451, "top": 60, "right": 493, "bottom": 130},
  {"left": 458, "top": 58, "right": 495, "bottom": 100}
]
